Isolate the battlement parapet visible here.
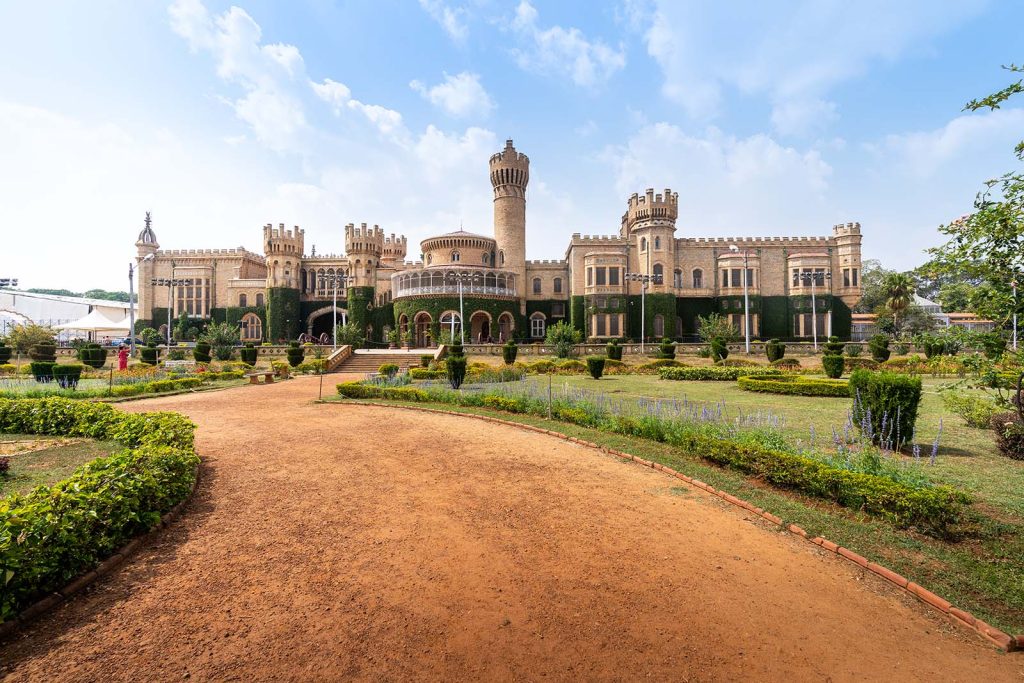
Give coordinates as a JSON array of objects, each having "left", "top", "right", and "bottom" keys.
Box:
[
  {"left": 682, "top": 235, "right": 834, "bottom": 245},
  {"left": 159, "top": 247, "right": 263, "bottom": 258},
  {"left": 622, "top": 187, "right": 679, "bottom": 231},
  {"left": 263, "top": 223, "right": 304, "bottom": 241},
  {"left": 526, "top": 259, "right": 568, "bottom": 267},
  {"left": 570, "top": 234, "right": 624, "bottom": 243},
  {"left": 344, "top": 222, "right": 385, "bottom": 257},
  {"left": 490, "top": 139, "right": 529, "bottom": 195},
  {"left": 832, "top": 221, "right": 862, "bottom": 236}
]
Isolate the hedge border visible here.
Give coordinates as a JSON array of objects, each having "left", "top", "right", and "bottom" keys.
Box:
[
  {"left": 330, "top": 399, "right": 1021, "bottom": 653},
  {"left": 0, "top": 462, "right": 200, "bottom": 642},
  {"left": 737, "top": 375, "right": 851, "bottom": 397}
]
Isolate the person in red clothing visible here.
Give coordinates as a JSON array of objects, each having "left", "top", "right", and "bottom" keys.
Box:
[{"left": 117, "top": 345, "right": 129, "bottom": 371}]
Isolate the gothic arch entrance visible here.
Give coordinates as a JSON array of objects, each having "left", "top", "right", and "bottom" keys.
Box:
[
  {"left": 470, "top": 311, "right": 491, "bottom": 343},
  {"left": 307, "top": 306, "right": 346, "bottom": 338},
  {"left": 414, "top": 312, "right": 432, "bottom": 347},
  {"left": 497, "top": 312, "right": 514, "bottom": 342}
]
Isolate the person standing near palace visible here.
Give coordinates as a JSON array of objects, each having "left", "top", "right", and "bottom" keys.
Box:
[{"left": 117, "top": 345, "right": 129, "bottom": 371}]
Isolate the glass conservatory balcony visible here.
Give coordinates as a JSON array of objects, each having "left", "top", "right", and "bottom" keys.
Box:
[{"left": 392, "top": 268, "right": 518, "bottom": 299}]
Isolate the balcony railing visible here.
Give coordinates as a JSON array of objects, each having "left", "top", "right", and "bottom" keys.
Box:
[
  {"left": 392, "top": 267, "right": 518, "bottom": 299},
  {"left": 393, "top": 284, "right": 517, "bottom": 298}
]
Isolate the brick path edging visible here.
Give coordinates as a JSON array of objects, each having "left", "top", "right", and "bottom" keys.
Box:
[
  {"left": 0, "top": 462, "right": 202, "bottom": 642},
  {"left": 347, "top": 400, "right": 1022, "bottom": 653}
]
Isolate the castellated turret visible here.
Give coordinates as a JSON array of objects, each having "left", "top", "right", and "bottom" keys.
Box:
[
  {"left": 263, "top": 223, "right": 305, "bottom": 288},
  {"left": 490, "top": 139, "right": 529, "bottom": 312},
  {"left": 344, "top": 222, "right": 385, "bottom": 287},
  {"left": 621, "top": 188, "right": 679, "bottom": 236},
  {"left": 381, "top": 233, "right": 408, "bottom": 267}
]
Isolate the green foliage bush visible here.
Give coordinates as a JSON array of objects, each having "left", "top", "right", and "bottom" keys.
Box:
[
  {"left": 446, "top": 342, "right": 466, "bottom": 389},
  {"left": 586, "top": 356, "right": 605, "bottom": 379},
  {"left": 606, "top": 340, "right": 623, "bottom": 361},
  {"left": 29, "top": 361, "right": 55, "bottom": 382},
  {"left": 420, "top": 355, "right": 432, "bottom": 368},
  {"left": 771, "top": 358, "right": 801, "bottom": 369},
  {"left": 51, "top": 364, "right": 84, "bottom": 390},
  {"left": 942, "top": 391, "right": 999, "bottom": 429},
  {"left": 286, "top": 341, "right": 305, "bottom": 368},
  {"left": 657, "top": 339, "right": 676, "bottom": 360},
  {"left": 200, "top": 322, "right": 239, "bottom": 361},
  {"left": 821, "top": 336, "right": 845, "bottom": 379},
  {"left": 140, "top": 346, "right": 160, "bottom": 366},
  {"left": 545, "top": 321, "right": 581, "bottom": 358},
  {"left": 737, "top": 375, "right": 850, "bottom": 397},
  {"left": 844, "top": 357, "right": 879, "bottom": 371},
  {"left": 980, "top": 332, "right": 1007, "bottom": 360},
  {"left": 0, "top": 344, "right": 10, "bottom": 365},
  {"left": 850, "top": 370, "right": 922, "bottom": 448},
  {"left": 7, "top": 325, "right": 55, "bottom": 353},
  {"left": 502, "top": 341, "right": 518, "bottom": 365},
  {"left": 868, "top": 335, "right": 891, "bottom": 362},
  {"left": 409, "top": 368, "right": 444, "bottom": 380},
  {"left": 77, "top": 344, "right": 108, "bottom": 369},
  {"left": 659, "top": 366, "right": 782, "bottom": 381},
  {"left": 193, "top": 342, "right": 212, "bottom": 364},
  {"left": 0, "top": 398, "right": 198, "bottom": 622},
  {"left": 714, "top": 358, "right": 757, "bottom": 367},
  {"left": 378, "top": 363, "right": 399, "bottom": 378},
  {"left": 990, "top": 412, "right": 1024, "bottom": 460},
  {"left": 240, "top": 344, "right": 258, "bottom": 365},
  {"left": 845, "top": 343, "right": 862, "bottom": 357},
  {"left": 710, "top": 339, "right": 728, "bottom": 362},
  {"left": 765, "top": 339, "right": 786, "bottom": 362},
  {"left": 29, "top": 342, "right": 56, "bottom": 363}
]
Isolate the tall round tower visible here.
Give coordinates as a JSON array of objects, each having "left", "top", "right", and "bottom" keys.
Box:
[{"left": 490, "top": 139, "right": 529, "bottom": 311}]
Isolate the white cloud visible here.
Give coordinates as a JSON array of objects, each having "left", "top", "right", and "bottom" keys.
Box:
[
  {"left": 410, "top": 72, "right": 494, "bottom": 118},
  {"left": 309, "top": 78, "right": 351, "bottom": 114},
  {"left": 417, "top": 0, "right": 469, "bottom": 44},
  {"left": 508, "top": 0, "right": 625, "bottom": 88},
  {"left": 640, "top": 0, "right": 987, "bottom": 135}
]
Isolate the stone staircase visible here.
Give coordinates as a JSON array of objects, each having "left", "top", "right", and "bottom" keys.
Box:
[{"left": 333, "top": 351, "right": 424, "bottom": 375}]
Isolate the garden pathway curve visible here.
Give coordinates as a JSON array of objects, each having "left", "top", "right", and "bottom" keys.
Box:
[{"left": 1, "top": 377, "right": 1020, "bottom": 681}]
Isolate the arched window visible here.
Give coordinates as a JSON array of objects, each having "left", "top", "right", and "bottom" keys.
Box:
[
  {"left": 532, "top": 277, "right": 542, "bottom": 294},
  {"left": 451, "top": 250, "right": 460, "bottom": 263},
  {"left": 530, "top": 313, "right": 546, "bottom": 338},
  {"left": 652, "top": 263, "right": 664, "bottom": 283},
  {"left": 673, "top": 269, "right": 682, "bottom": 288},
  {"left": 482, "top": 252, "right": 489, "bottom": 264},
  {"left": 499, "top": 250, "right": 505, "bottom": 265},
  {"left": 653, "top": 314, "right": 665, "bottom": 338},
  {"left": 553, "top": 277, "right": 562, "bottom": 294},
  {"left": 440, "top": 311, "right": 462, "bottom": 337},
  {"left": 655, "top": 236, "right": 661, "bottom": 249},
  {"left": 692, "top": 269, "right": 703, "bottom": 289},
  {"left": 239, "top": 293, "right": 247, "bottom": 307},
  {"left": 640, "top": 237, "right": 647, "bottom": 251},
  {"left": 255, "top": 293, "right": 264, "bottom": 307},
  {"left": 240, "top": 313, "right": 262, "bottom": 342},
  {"left": 426, "top": 253, "right": 432, "bottom": 264}
]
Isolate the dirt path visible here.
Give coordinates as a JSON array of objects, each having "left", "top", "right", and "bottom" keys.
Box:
[{"left": 2, "top": 378, "right": 1021, "bottom": 681}]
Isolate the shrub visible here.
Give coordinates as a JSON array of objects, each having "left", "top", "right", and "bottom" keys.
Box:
[
  {"left": 29, "top": 342, "right": 56, "bottom": 363},
  {"left": 821, "top": 336, "right": 845, "bottom": 379},
  {"left": 868, "top": 335, "right": 891, "bottom": 362},
  {"left": 239, "top": 344, "right": 258, "bottom": 365},
  {"left": 78, "top": 344, "right": 108, "bottom": 369},
  {"left": 193, "top": 342, "right": 212, "bottom": 364},
  {"left": 409, "top": 368, "right": 444, "bottom": 379},
  {"left": 697, "top": 313, "right": 738, "bottom": 344},
  {"left": 336, "top": 322, "right": 365, "bottom": 350},
  {"left": 446, "top": 342, "right": 466, "bottom": 389},
  {"left": 771, "top": 358, "right": 801, "bottom": 369},
  {"left": 167, "top": 349, "right": 186, "bottom": 362},
  {"left": 845, "top": 343, "right": 862, "bottom": 357},
  {"left": 29, "top": 361, "right": 56, "bottom": 382},
  {"left": 554, "top": 359, "right": 587, "bottom": 374},
  {"left": 420, "top": 355, "right": 432, "bottom": 368},
  {"left": 765, "top": 339, "right": 785, "bottom": 362},
  {"left": 525, "top": 359, "right": 556, "bottom": 374},
  {"left": 893, "top": 341, "right": 910, "bottom": 355},
  {"left": 545, "top": 321, "right": 581, "bottom": 359},
  {"left": 200, "top": 322, "right": 239, "bottom": 362},
  {"left": 634, "top": 359, "right": 683, "bottom": 374},
  {"left": 140, "top": 346, "right": 159, "bottom": 366},
  {"left": 586, "top": 356, "right": 605, "bottom": 379},
  {"left": 844, "top": 357, "right": 879, "bottom": 371},
  {"left": 286, "top": 341, "right": 305, "bottom": 368},
  {"left": 849, "top": 370, "right": 922, "bottom": 449},
  {"left": 0, "top": 343, "right": 10, "bottom": 365},
  {"left": 697, "top": 346, "right": 712, "bottom": 358},
  {"left": 378, "top": 363, "right": 399, "bottom": 378},
  {"left": 7, "top": 324, "right": 55, "bottom": 353},
  {"left": 0, "top": 398, "right": 198, "bottom": 621},
  {"left": 606, "top": 340, "right": 623, "bottom": 361},
  {"left": 502, "top": 341, "right": 518, "bottom": 365},
  {"left": 737, "top": 375, "right": 850, "bottom": 397},
  {"left": 980, "top": 332, "right": 1007, "bottom": 360},
  {"left": 942, "top": 391, "right": 1000, "bottom": 429},
  {"left": 51, "top": 364, "right": 84, "bottom": 389},
  {"left": 660, "top": 366, "right": 782, "bottom": 381},
  {"left": 991, "top": 412, "right": 1024, "bottom": 460},
  {"left": 657, "top": 339, "right": 676, "bottom": 360},
  {"left": 710, "top": 338, "right": 729, "bottom": 362},
  {"left": 715, "top": 358, "right": 757, "bottom": 367}
]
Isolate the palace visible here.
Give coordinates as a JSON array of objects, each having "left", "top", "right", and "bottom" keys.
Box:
[{"left": 135, "top": 139, "right": 864, "bottom": 345}]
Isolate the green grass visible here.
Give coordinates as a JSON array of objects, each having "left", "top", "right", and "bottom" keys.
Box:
[
  {"left": 530, "top": 374, "right": 1024, "bottom": 519},
  {"left": 0, "top": 435, "right": 119, "bottom": 497},
  {"left": 326, "top": 394, "right": 1024, "bottom": 635}
]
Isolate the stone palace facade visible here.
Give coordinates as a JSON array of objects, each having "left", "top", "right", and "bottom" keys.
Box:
[{"left": 135, "top": 139, "right": 863, "bottom": 345}]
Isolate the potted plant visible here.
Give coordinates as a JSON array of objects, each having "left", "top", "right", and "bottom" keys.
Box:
[{"left": 402, "top": 329, "right": 413, "bottom": 350}]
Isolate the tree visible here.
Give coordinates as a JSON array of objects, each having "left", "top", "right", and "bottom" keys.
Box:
[
  {"left": 696, "top": 312, "right": 737, "bottom": 343},
  {"left": 936, "top": 282, "right": 974, "bottom": 312},
  {"left": 854, "top": 259, "right": 896, "bottom": 313},
  {"left": 874, "top": 304, "right": 936, "bottom": 337},
  {"left": 335, "top": 322, "right": 364, "bottom": 349},
  {"left": 922, "top": 63, "right": 1024, "bottom": 327},
  {"left": 199, "top": 322, "right": 239, "bottom": 361},
  {"left": 545, "top": 321, "right": 581, "bottom": 358},
  {"left": 882, "top": 272, "right": 915, "bottom": 333},
  {"left": 5, "top": 324, "right": 55, "bottom": 352}
]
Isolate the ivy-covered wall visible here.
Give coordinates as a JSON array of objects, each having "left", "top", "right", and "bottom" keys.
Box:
[
  {"left": 347, "top": 286, "right": 374, "bottom": 333},
  {"left": 368, "top": 301, "right": 395, "bottom": 343},
  {"left": 832, "top": 297, "right": 852, "bottom": 340},
  {"left": 569, "top": 296, "right": 585, "bottom": 334},
  {"left": 760, "top": 296, "right": 789, "bottom": 339},
  {"left": 625, "top": 293, "right": 676, "bottom": 340},
  {"left": 675, "top": 298, "right": 716, "bottom": 336},
  {"left": 266, "top": 287, "right": 301, "bottom": 341},
  {"left": 392, "top": 297, "right": 523, "bottom": 341}
]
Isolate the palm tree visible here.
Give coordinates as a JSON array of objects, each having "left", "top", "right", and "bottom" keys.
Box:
[{"left": 883, "top": 273, "right": 915, "bottom": 334}]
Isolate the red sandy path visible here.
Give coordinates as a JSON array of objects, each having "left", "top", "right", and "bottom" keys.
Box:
[{"left": 1, "top": 377, "right": 1021, "bottom": 681}]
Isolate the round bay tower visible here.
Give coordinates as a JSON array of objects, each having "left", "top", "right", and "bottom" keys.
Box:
[{"left": 490, "top": 139, "right": 529, "bottom": 313}]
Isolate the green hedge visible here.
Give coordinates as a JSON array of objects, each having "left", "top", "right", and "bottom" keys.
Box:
[
  {"left": 335, "top": 382, "right": 969, "bottom": 534},
  {"left": 659, "top": 366, "right": 783, "bottom": 381},
  {"left": 737, "top": 375, "right": 851, "bottom": 397},
  {"left": 0, "top": 398, "right": 198, "bottom": 622},
  {"left": 410, "top": 368, "right": 444, "bottom": 379}
]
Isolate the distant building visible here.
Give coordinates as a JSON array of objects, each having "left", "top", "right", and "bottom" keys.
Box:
[
  {"left": 0, "top": 290, "right": 136, "bottom": 342},
  {"left": 135, "top": 139, "right": 865, "bottom": 344},
  {"left": 850, "top": 294, "right": 995, "bottom": 340}
]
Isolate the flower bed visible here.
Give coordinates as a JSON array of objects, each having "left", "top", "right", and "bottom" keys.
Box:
[
  {"left": 737, "top": 375, "right": 851, "bottom": 397},
  {"left": 336, "top": 381, "right": 968, "bottom": 535},
  {"left": 0, "top": 398, "right": 199, "bottom": 622},
  {"left": 659, "top": 366, "right": 784, "bottom": 381}
]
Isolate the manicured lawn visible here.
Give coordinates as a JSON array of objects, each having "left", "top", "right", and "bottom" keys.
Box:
[
  {"left": 530, "top": 374, "right": 1024, "bottom": 519},
  {"left": 0, "top": 435, "right": 119, "bottom": 497}
]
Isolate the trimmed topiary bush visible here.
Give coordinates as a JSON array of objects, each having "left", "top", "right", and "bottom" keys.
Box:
[
  {"left": 765, "top": 339, "right": 786, "bottom": 362},
  {"left": 821, "top": 336, "right": 845, "bottom": 379},
  {"left": 660, "top": 366, "right": 782, "bottom": 381},
  {"left": 710, "top": 338, "right": 728, "bottom": 362},
  {"left": 79, "top": 344, "right": 108, "bottom": 369},
  {"left": 771, "top": 357, "right": 801, "bottom": 369},
  {"left": 586, "top": 356, "right": 605, "bottom": 379},
  {"left": 193, "top": 342, "right": 212, "bottom": 364},
  {"left": 606, "top": 339, "right": 623, "bottom": 361},
  {"left": 240, "top": 343, "right": 258, "bottom": 365},
  {"left": 0, "top": 342, "right": 11, "bottom": 365},
  {"left": 378, "top": 363, "right": 399, "bottom": 378},
  {"left": 286, "top": 341, "right": 305, "bottom": 368},
  {"left": 29, "top": 342, "right": 56, "bottom": 363},
  {"left": 502, "top": 341, "right": 518, "bottom": 365},
  {"left": 849, "top": 370, "right": 922, "bottom": 449},
  {"left": 51, "top": 363, "right": 84, "bottom": 389},
  {"left": 140, "top": 344, "right": 159, "bottom": 366},
  {"left": 29, "top": 361, "right": 56, "bottom": 383},
  {"left": 420, "top": 355, "right": 433, "bottom": 368},
  {"left": 737, "top": 375, "right": 850, "bottom": 397},
  {"left": 657, "top": 339, "right": 676, "bottom": 360},
  {"left": 867, "top": 334, "right": 891, "bottom": 363}
]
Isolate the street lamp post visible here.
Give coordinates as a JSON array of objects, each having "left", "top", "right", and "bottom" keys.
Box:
[
  {"left": 0, "top": 279, "right": 17, "bottom": 288},
  {"left": 318, "top": 272, "right": 352, "bottom": 350},
  {"left": 150, "top": 275, "right": 194, "bottom": 347},
  {"left": 729, "top": 245, "right": 752, "bottom": 354},
  {"left": 446, "top": 271, "right": 480, "bottom": 344},
  {"left": 1013, "top": 278, "right": 1018, "bottom": 351},
  {"left": 625, "top": 272, "right": 663, "bottom": 354},
  {"left": 799, "top": 269, "right": 832, "bottom": 352}
]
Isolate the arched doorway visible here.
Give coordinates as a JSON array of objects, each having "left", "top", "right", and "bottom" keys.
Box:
[
  {"left": 470, "top": 311, "right": 491, "bottom": 343},
  {"left": 307, "top": 306, "right": 346, "bottom": 339},
  {"left": 414, "top": 312, "right": 432, "bottom": 347},
  {"left": 497, "top": 312, "right": 514, "bottom": 342},
  {"left": 398, "top": 314, "right": 409, "bottom": 338}
]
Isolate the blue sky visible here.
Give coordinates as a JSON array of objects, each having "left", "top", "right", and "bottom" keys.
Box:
[{"left": 1, "top": 0, "right": 1022, "bottom": 291}]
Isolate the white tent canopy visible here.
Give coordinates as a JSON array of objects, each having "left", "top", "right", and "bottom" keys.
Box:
[{"left": 53, "top": 309, "right": 129, "bottom": 333}]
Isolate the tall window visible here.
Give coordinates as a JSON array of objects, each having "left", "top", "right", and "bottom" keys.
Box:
[
  {"left": 640, "top": 237, "right": 647, "bottom": 251},
  {"left": 653, "top": 314, "right": 665, "bottom": 338},
  {"left": 692, "top": 269, "right": 703, "bottom": 289},
  {"left": 843, "top": 269, "right": 851, "bottom": 287},
  {"left": 586, "top": 268, "right": 593, "bottom": 286},
  {"left": 440, "top": 311, "right": 462, "bottom": 336},
  {"left": 239, "top": 293, "right": 247, "bottom": 307},
  {"left": 654, "top": 236, "right": 661, "bottom": 249},
  {"left": 609, "top": 315, "right": 620, "bottom": 336},
  {"left": 673, "top": 269, "right": 682, "bottom": 288},
  {"left": 596, "top": 267, "right": 607, "bottom": 285},
  {"left": 731, "top": 269, "right": 742, "bottom": 287},
  {"left": 255, "top": 293, "right": 264, "bottom": 307},
  {"left": 722, "top": 270, "right": 729, "bottom": 287},
  {"left": 499, "top": 250, "right": 505, "bottom": 265},
  {"left": 451, "top": 250, "right": 461, "bottom": 262},
  {"left": 746, "top": 268, "right": 754, "bottom": 286},
  {"left": 553, "top": 277, "right": 562, "bottom": 294},
  {"left": 530, "top": 314, "right": 546, "bottom": 338},
  {"left": 596, "top": 314, "right": 606, "bottom": 336},
  {"left": 532, "top": 278, "right": 542, "bottom": 294},
  {"left": 240, "top": 313, "right": 262, "bottom": 342},
  {"left": 852, "top": 268, "right": 859, "bottom": 286},
  {"left": 551, "top": 302, "right": 565, "bottom": 317},
  {"left": 608, "top": 267, "right": 619, "bottom": 286},
  {"left": 653, "top": 263, "right": 664, "bottom": 282}
]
